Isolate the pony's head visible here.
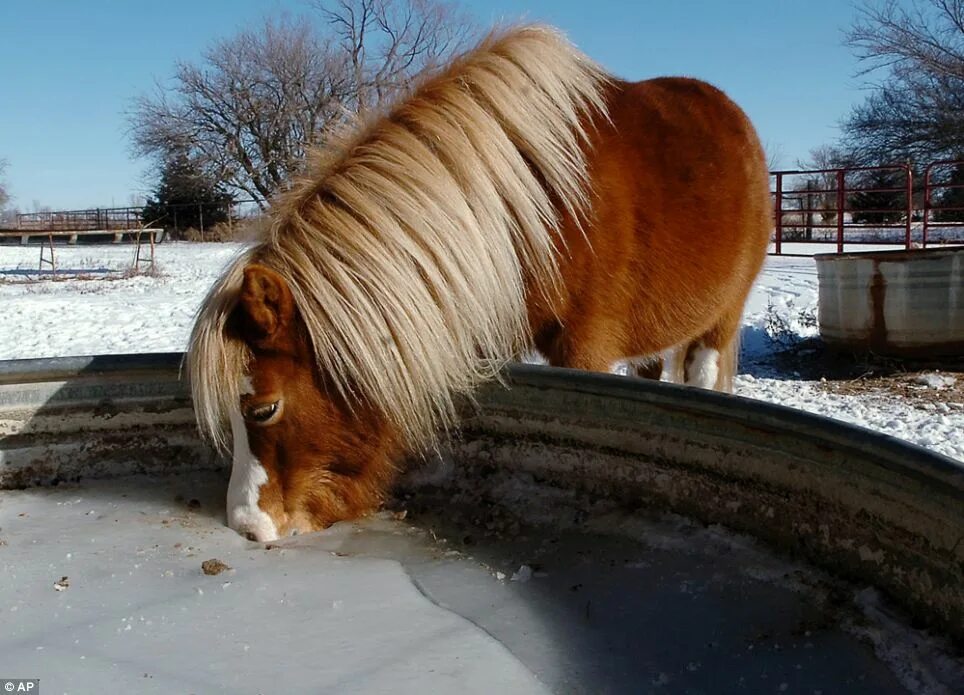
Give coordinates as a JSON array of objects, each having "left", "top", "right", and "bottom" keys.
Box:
[
  {"left": 187, "top": 25, "right": 607, "bottom": 541},
  {"left": 220, "top": 264, "right": 398, "bottom": 541}
]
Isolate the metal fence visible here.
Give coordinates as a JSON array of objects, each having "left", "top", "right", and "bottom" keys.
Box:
[
  {"left": 922, "top": 160, "right": 964, "bottom": 247},
  {"left": 771, "top": 160, "right": 964, "bottom": 255},
  {"left": 16, "top": 163, "right": 964, "bottom": 253},
  {"left": 15, "top": 200, "right": 264, "bottom": 240},
  {"left": 17, "top": 207, "right": 145, "bottom": 232}
]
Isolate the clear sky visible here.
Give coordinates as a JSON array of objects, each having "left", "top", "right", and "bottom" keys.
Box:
[{"left": 0, "top": 0, "right": 869, "bottom": 211}]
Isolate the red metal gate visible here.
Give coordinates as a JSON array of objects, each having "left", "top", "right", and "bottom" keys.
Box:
[
  {"left": 770, "top": 165, "right": 913, "bottom": 255},
  {"left": 922, "top": 160, "right": 964, "bottom": 247}
]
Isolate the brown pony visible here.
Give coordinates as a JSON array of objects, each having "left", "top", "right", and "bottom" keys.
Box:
[{"left": 188, "top": 26, "right": 771, "bottom": 542}]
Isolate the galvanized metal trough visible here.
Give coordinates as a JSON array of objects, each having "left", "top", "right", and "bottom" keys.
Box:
[
  {"left": 1, "top": 354, "right": 962, "bottom": 691},
  {"left": 816, "top": 245, "right": 964, "bottom": 357}
]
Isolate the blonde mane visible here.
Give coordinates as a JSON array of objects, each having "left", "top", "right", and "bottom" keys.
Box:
[{"left": 188, "top": 25, "right": 609, "bottom": 452}]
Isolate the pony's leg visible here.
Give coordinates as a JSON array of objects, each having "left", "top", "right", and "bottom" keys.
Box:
[
  {"left": 660, "top": 346, "right": 685, "bottom": 384},
  {"left": 683, "top": 309, "right": 742, "bottom": 392},
  {"left": 628, "top": 355, "right": 663, "bottom": 380},
  {"left": 556, "top": 348, "right": 621, "bottom": 373},
  {"left": 683, "top": 341, "right": 721, "bottom": 390}
]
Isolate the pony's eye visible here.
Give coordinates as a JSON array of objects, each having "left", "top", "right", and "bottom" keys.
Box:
[{"left": 244, "top": 400, "right": 281, "bottom": 424}]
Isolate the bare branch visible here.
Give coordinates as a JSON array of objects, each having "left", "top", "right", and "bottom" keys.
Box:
[
  {"left": 129, "top": 2, "right": 474, "bottom": 207},
  {"left": 0, "top": 158, "right": 9, "bottom": 211},
  {"left": 842, "top": 0, "right": 964, "bottom": 163}
]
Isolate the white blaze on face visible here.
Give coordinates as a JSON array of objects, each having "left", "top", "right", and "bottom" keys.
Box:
[
  {"left": 685, "top": 345, "right": 720, "bottom": 390},
  {"left": 227, "top": 405, "right": 279, "bottom": 542}
]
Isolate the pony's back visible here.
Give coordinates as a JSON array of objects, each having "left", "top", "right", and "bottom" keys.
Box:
[{"left": 529, "top": 76, "right": 771, "bottom": 389}]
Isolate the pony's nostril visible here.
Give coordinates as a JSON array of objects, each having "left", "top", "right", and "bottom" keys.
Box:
[
  {"left": 289, "top": 528, "right": 300, "bottom": 537},
  {"left": 244, "top": 531, "right": 258, "bottom": 542}
]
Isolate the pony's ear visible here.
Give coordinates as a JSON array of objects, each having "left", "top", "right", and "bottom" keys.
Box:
[{"left": 235, "top": 265, "right": 296, "bottom": 349}]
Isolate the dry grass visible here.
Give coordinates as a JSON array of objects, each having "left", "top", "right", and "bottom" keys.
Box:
[
  {"left": 817, "top": 368, "right": 962, "bottom": 406},
  {"left": 118, "top": 263, "right": 165, "bottom": 279}
]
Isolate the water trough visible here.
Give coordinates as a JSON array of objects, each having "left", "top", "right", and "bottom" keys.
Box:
[{"left": 0, "top": 354, "right": 962, "bottom": 692}]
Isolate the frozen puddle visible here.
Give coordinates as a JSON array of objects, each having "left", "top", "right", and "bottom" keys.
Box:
[{"left": 0, "top": 470, "right": 960, "bottom": 694}]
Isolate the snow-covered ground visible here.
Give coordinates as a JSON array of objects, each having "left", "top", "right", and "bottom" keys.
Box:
[
  {"left": 0, "top": 243, "right": 243, "bottom": 358},
  {"left": 737, "top": 254, "right": 963, "bottom": 462},
  {"left": 1, "top": 241, "right": 961, "bottom": 461}
]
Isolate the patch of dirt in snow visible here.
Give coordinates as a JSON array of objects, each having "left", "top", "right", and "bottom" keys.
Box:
[
  {"left": 753, "top": 339, "right": 964, "bottom": 407},
  {"left": 820, "top": 372, "right": 963, "bottom": 407},
  {"left": 738, "top": 337, "right": 964, "bottom": 461}
]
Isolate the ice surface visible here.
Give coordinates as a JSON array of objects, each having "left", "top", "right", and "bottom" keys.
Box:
[
  {"left": 0, "top": 473, "right": 547, "bottom": 695},
  {"left": 2, "top": 469, "right": 960, "bottom": 693}
]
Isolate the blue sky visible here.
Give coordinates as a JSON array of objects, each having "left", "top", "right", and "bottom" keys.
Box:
[{"left": 0, "top": 0, "right": 869, "bottom": 211}]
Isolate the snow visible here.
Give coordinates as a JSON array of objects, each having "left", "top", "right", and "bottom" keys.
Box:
[
  {"left": 0, "top": 242, "right": 246, "bottom": 358},
  {"left": 738, "top": 375, "right": 964, "bottom": 461},
  {"left": 0, "top": 241, "right": 961, "bottom": 462},
  {"left": 913, "top": 373, "right": 957, "bottom": 389},
  {"left": 509, "top": 564, "right": 533, "bottom": 583}
]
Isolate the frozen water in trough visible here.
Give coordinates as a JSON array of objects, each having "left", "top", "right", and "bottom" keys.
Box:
[{"left": 0, "top": 462, "right": 960, "bottom": 694}]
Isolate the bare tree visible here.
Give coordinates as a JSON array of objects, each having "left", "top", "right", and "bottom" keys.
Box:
[
  {"left": 764, "top": 141, "right": 786, "bottom": 172},
  {"left": 799, "top": 144, "right": 850, "bottom": 171},
  {"left": 844, "top": 0, "right": 964, "bottom": 164},
  {"left": 130, "top": 1, "right": 473, "bottom": 209},
  {"left": 132, "top": 16, "right": 352, "bottom": 206},
  {"left": 315, "top": 0, "right": 471, "bottom": 111},
  {"left": 790, "top": 145, "right": 852, "bottom": 227},
  {"left": 0, "top": 158, "right": 9, "bottom": 212}
]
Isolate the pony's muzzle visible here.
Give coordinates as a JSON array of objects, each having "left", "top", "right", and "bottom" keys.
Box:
[
  {"left": 227, "top": 500, "right": 282, "bottom": 543},
  {"left": 230, "top": 515, "right": 280, "bottom": 543},
  {"left": 230, "top": 509, "right": 314, "bottom": 543}
]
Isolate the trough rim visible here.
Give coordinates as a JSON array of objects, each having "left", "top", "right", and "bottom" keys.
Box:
[
  {"left": 814, "top": 244, "right": 964, "bottom": 262},
  {"left": 1, "top": 352, "right": 961, "bottom": 485}
]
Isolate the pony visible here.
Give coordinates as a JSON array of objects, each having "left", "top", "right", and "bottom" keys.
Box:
[{"left": 188, "top": 25, "right": 772, "bottom": 542}]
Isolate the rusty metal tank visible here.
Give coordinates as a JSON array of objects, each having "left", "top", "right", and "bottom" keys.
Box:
[{"left": 815, "top": 246, "right": 964, "bottom": 357}]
